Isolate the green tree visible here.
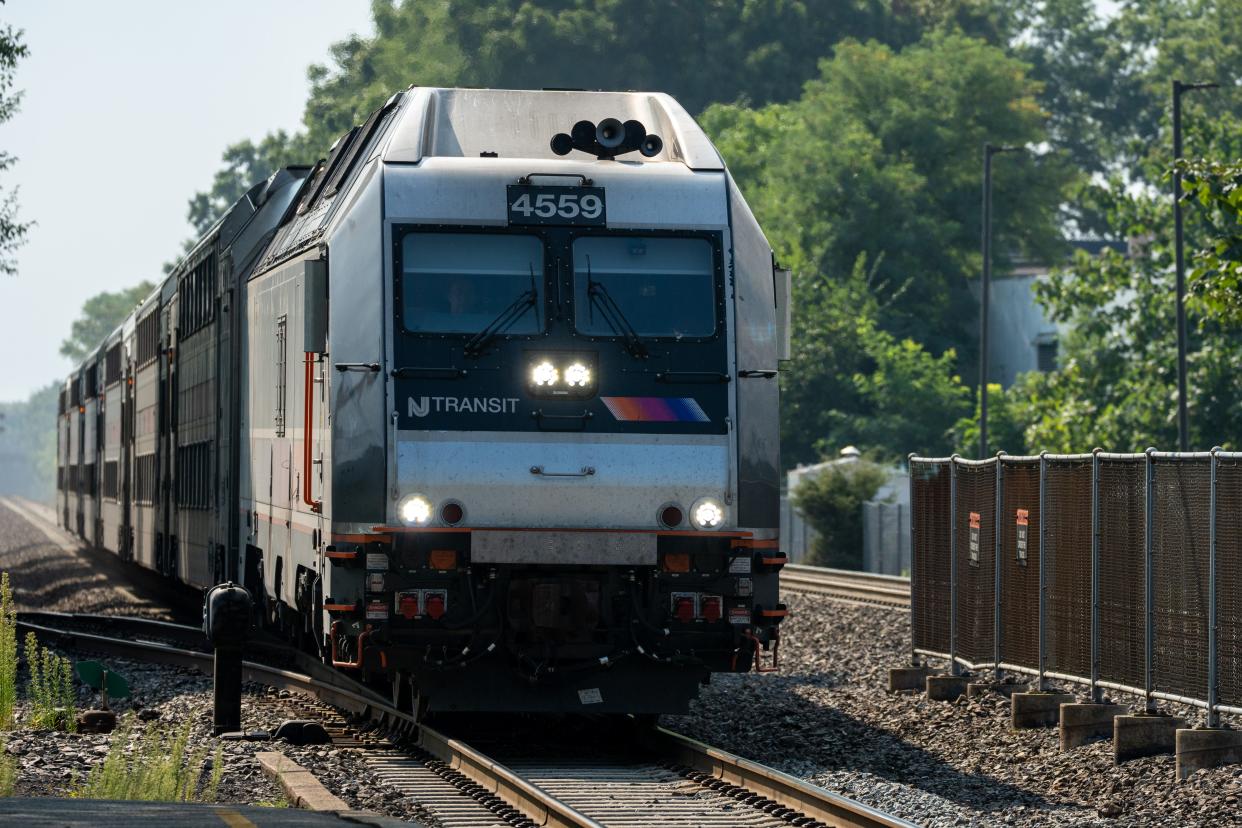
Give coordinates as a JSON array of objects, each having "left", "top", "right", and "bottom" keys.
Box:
[
  {"left": 0, "top": 382, "right": 58, "bottom": 501},
  {"left": 791, "top": 459, "right": 889, "bottom": 569},
  {"left": 1179, "top": 159, "right": 1242, "bottom": 327},
  {"left": 187, "top": 0, "right": 1018, "bottom": 233},
  {"left": 59, "top": 283, "right": 155, "bottom": 363},
  {"left": 953, "top": 382, "right": 1030, "bottom": 457},
  {"left": 0, "top": 3, "right": 29, "bottom": 276}
]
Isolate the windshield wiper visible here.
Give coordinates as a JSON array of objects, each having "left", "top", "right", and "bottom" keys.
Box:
[
  {"left": 585, "top": 257, "right": 647, "bottom": 359},
  {"left": 463, "top": 273, "right": 538, "bottom": 358}
]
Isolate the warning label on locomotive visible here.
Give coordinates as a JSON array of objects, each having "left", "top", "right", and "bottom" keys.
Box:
[
  {"left": 729, "top": 555, "right": 752, "bottom": 574},
  {"left": 366, "top": 552, "right": 389, "bottom": 571},
  {"left": 968, "top": 511, "right": 981, "bottom": 566},
  {"left": 578, "top": 687, "right": 603, "bottom": 705}
]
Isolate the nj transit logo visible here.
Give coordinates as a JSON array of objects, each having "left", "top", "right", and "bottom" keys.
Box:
[{"left": 408, "top": 396, "right": 521, "bottom": 417}]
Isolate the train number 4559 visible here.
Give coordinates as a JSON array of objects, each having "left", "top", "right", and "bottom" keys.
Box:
[{"left": 507, "top": 185, "right": 606, "bottom": 226}]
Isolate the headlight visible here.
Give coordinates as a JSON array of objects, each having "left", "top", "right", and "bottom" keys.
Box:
[
  {"left": 691, "top": 497, "right": 724, "bottom": 529},
  {"left": 531, "top": 361, "right": 559, "bottom": 387},
  {"left": 564, "top": 362, "right": 591, "bottom": 387},
  {"left": 399, "top": 494, "right": 432, "bottom": 525}
]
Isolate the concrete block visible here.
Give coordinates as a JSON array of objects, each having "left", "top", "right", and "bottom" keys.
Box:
[
  {"left": 926, "top": 674, "right": 970, "bottom": 702},
  {"left": 889, "top": 665, "right": 931, "bottom": 692},
  {"left": 1011, "top": 692, "right": 1075, "bottom": 729},
  {"left": 257, "top": 750, "right": 350, "bottom": 811},
  {"left": 1114, "top": 714, "right": 1185, "bottom": 764},
  {"left": 1176, "top": 728, "right": 1242, "bottom": 780},
  {"left": 1060, "top": 703, "right": 1125, "bottom": 750},
  {"left": 967, "top": 681, "right": 1031, "bottom": 699}
]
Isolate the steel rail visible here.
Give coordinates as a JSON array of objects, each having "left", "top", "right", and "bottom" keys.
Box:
[
  {"left": 780, "top": 564, "right": 911, "bottom": 607},
  {"left": 20, "top": 612, "right": 912, "bottom": 827}
]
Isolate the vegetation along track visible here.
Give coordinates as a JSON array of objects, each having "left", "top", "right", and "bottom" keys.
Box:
[
  {"left": 779, "top": 565, "right": 910, "bottom": 608},
  {"left": 17, "top": 611, "right": 913, "bottom": 828}
]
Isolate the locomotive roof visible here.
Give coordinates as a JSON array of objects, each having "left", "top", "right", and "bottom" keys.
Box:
[{"left": 383, "top": 87, "right": 724, "bottom": 171}]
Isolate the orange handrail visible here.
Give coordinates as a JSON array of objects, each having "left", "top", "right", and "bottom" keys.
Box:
[{"left": 303, "top": 352, "right": 322, "bottom": 513}]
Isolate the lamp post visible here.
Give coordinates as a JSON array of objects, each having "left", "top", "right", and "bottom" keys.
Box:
[
  {"left": 1172, "top": 80, "right": 1218, "bottom": 452},
  {"left": 979, "top": 143, "right": 1023, "bottom": 460}
]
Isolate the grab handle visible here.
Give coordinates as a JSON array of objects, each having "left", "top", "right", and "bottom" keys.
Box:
[{"left": 530, "top": 465, "right": 595, "bottom": 478}]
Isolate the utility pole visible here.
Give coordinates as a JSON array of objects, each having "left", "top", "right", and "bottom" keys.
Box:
[
  {"left": 979, "top": 143, "right": 1023, "bottom": 460},
  {"left": 1172, "top": 80, "right": 1218, "bottom": 452}
]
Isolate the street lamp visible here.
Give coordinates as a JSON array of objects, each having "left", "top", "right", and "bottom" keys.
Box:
[
  {"left": 979, "top": 143, "right": 1024, "bottom": 460},
  {"left": 1172, "top": 80, "right": 1218, "bottom": 452}
]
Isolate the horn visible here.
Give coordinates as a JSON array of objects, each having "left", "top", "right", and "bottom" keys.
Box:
[
  {"left": 571, "top": 120, "right": 597, "bottom": 151},
  {"left": 550, "top": 133, "right": 574, "bottom": 156},
  {"left": 596, "top": 118, "right": 626, "bottom": 150},
  {"left": 639, "top": 134, "right": 663, "bottom": 158}
]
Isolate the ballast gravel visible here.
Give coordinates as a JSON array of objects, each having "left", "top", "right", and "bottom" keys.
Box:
[{"left": 665, "top": 591, "right": 1241, "bottom": 827}]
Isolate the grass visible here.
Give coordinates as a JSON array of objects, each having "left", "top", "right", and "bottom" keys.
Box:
[
  {"left": 76, "top": 716, "right": 224, "bottom": 803},
  {"left": 253, "top": 798, "right": 289, "bottom": 808},
  {"left": 23, "top": 632, "right": 75, "bottom": 731},
  {"left": 0, "top": 736, "right": 14, "bottom": 797},
  {"left": 0, "top": 573, "right": 16, "bottom": 730}
]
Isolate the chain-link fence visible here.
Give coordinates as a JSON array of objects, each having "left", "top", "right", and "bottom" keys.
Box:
[{"left": 909, "top": 449, "right": 1242, "bottom": 725}]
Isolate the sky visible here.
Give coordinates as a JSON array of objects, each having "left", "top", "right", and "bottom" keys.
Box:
[{"left": 0, "top": 0, "right": 375, "bottom": 402}]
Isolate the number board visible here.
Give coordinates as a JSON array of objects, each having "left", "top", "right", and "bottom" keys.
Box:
[{"left": 507, "top": 185, "right": 606, "bottom": 226}]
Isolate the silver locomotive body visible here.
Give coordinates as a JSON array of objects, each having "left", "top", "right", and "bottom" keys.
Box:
[{"left": 57, "top": 88, "right": 789, "bottom": 715}]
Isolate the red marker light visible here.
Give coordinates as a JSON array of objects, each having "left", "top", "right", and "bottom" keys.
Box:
[
  {"left": 700, "top": 596, "right": 722, "bottom": 623},
  {"left": 674, "top": 596, "right": 695, "bottom": 623},
  {"left": 425, "top": 592, "right": 446, "bottom": 620}
]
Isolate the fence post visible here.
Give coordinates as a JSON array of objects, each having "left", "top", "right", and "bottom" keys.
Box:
[
  {"left": 1144, "top": 447, "right": 1156, "bottom": 713},
  {"left": 1038, "top": 451, "right": 1047, "bottom": 692},
  {"left": 950, "top": 455, "right": 960, "bottom": 677},
  {"left": 994, "top": 454, "right": 1004, "bottom": 681},
  {"left": 1208, "top": 447, "right": 1221, "bottom": 728},
  {"left": 1091, "top": 448, "right": 1102, "bottom": 704},
  {"left": 907, "top": 454, "right": 917, "bottom": 667}
]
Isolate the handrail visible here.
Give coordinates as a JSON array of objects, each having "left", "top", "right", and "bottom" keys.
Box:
[{"left": 303, "top": 352, "right": 322, "bottom": 513}]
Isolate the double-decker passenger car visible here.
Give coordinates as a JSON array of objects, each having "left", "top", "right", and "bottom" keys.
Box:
[{"left": 57, "top": 88, "right": 790, "bottom": 715}]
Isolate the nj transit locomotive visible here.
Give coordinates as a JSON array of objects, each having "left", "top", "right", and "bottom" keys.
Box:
[{"left": 55, "top": 88, "right": 791, "bottom": 715}]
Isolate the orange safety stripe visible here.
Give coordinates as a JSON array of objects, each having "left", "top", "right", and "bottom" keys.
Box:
[
  {"left": 373, "top": 525, "right": 752, "bottom": 538},
  {"left": 757, "top": 608, "right": 788, "bottom": 618},
  {"left": 331, "top": 532, "right": 393, "bottom": 545},
  {"left": 731, "top": 538, "right": 781, "bottom": 549},
  {"left": 325, "top": 551, "right": 358, "bottom": 560},
  {"left": 324, "top": 603, "right": 356, "bottom": 612}
]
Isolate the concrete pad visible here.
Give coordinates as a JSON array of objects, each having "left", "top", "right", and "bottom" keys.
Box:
[
  {"left": 1060, "top": 703, "right": 1125, "bottom": 750},
  {"left": 1175, "top": 728, "right": 1242, "bottom": 780},
  {"left": 1011, "top": 692, "right": 1075, "bottom": 729},
  {"left": 926, "top": 674, "right": 970, "bottom": 702},
  {"left": 257, "top": 750, "right": 350, "bottom": 811},
  {"left": 967, "top": 681, "right": 1031, "bottom": 699},
  {"left": 888, "top": 665, "right": 931, "bottom": 692},
  {"left": 1114, "top": 714, "right": 1185, "bottom": 764}
]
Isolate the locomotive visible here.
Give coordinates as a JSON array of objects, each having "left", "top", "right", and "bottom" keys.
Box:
[{"left": 55, "top": 88, "right": 790, "bottom": 715}]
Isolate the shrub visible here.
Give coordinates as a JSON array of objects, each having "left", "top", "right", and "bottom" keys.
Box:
[
  {"left": 0, "top": 573, "right": 16, "bottom": 729},
  {"left": 791, "top": 459, "right": 889, "bottom": 569},
  {"left": 23, "top": 632, "right": 76, "bottom": 732},
  {"left": 77, "top": 716, "right": 221, "bottom": 803}
]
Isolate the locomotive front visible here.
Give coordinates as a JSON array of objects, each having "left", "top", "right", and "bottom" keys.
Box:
[{"left": 325, "top": 89, "right": 789, "bottom": 714}]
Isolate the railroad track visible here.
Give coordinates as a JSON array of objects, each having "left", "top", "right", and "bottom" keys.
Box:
[
  {"left": 779, "top": 565, "right": 910, "bottom": 608},
  {"left": 17, "top": 612, "right": 914, "bottom": 828}
]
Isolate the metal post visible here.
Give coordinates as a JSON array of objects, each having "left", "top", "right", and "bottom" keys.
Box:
[
  {"left": 907, "top": 455, "right": 917, "bottom": 666},
  {"left": 1038, "top": 452, "right": 1048, "bottom": 692},
  {"left": 1208, "top": 448, "right": 1220, "bottom": 727},
  {"left": 1172, "top": 80, "right": 1219, "bottom": 453},
  {"left": 994, "top": 456, "right": 1004, "bottom": 681},
  {"left": 1144, "top": 448, "right": 1156, "bottom": 713},
  {"left": 950, "top": 456, "right": 960, "bottom": 676},
  {"left": 979, "top": 146, "right": 993, "bottom": 461},
  {"left": 1091, "top": 449, "right": 1102, "bottom": 703}
]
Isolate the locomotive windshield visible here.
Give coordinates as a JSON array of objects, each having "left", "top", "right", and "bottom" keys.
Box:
[
  {"left": 572, "top": 236, "right": 715, "bottom": 339},
  {"left": 400, "top": 233, "right": 544, "bottom": 334}
]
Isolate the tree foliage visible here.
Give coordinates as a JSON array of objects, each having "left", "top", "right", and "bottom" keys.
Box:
[
  {"left": 791, "top": 459, "right": 890, "bottom": 569},
  {"left": 0, "top": 4, "right": 29, "bottom": 276},
  {"left": 1180, "top": 159, "right": 1242, "bottom": 328},
  {"left": 59, "top": 283, "right": 155, "bottom": 363}
]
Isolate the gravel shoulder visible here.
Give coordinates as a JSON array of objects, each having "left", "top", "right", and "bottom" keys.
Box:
[{"left": 665, "top": 592, "right": 1241, "bottom": 827}]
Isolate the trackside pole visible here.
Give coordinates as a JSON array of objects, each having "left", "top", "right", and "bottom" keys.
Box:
[
  {"left": 1208, "top": 448, "right": 1220, "bottom": 728},
  {"left": 994, "top": 455, "right": 1004, "bottom": 682},
  {"left": 1038, "top": 452, "right": 1047, "bottom": 692},
  {"left": 950, "top": 457, "right": 960, "bottom": 677},
  {"left": 1091, "top": 449, "right": 1102, "bottom": 704},
  {"left": 1144, "top": 448, "right": 1156, "bottom": 714},
  {"left": 204, "top": 582, "right": 253, "bottom": 735}
]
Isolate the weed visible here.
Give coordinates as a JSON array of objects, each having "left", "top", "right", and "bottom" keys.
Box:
[
  {"left": 0, "top": 735, "right": 14, "bottom": 797},
  {"left": 253, "top": 798, "right": 289, "bottom": 808},
  {"left": 0, "top": 573, "right": 16, "bottom": 729},
  {"left": 23, "top": 632, "right": 76, "bottom": 731},
  {"left": 77, "top": 716, "right": 219, "bottom": 803}
]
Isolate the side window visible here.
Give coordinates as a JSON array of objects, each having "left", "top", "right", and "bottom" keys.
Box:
[{"left": 274, "top": 315, "right": 288, "bottom": 437}]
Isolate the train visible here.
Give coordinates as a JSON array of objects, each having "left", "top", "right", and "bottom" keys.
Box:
[{"left": 55, "top": 87, "right": 790, "bottom": 716}]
